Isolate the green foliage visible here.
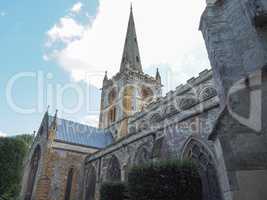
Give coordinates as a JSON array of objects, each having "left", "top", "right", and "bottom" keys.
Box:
[
  {"left": 100, "top": 182, "right": 128, "bottom": 200},
  {"left": 128, "top": 160, "right": 202, "bottom": 200},
  {"left": 15, "top": 134, "right": 34, "bottom": 148},
  {"left": 0, "top": 134, "right": 34, "bottom": 200}
]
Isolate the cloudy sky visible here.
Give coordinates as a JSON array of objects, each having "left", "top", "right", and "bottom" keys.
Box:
[{"left": 0, "top": 0, "right": 209, "bottom": 136}]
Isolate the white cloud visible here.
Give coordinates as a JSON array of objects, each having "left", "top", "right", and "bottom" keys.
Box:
[
  {"left": 82, "top": 114, "right": 99, "bottom": 127},
  {"left": 0, "top": 11, "right": 7, "bottom": 17},
  {"left": 46, "top": 17, "right": 85, "bottom": 46},
  {"left": 71, "top": 2, "right": 83, "bottom": 13},
  {"left": 0, "top": 131, "right": 7, "bottom": 137},
  {"left": 45, "top": 0, "right": 210, "bottom": 89}
]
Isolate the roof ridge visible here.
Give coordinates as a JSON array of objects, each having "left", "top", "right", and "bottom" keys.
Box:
[{"left": 48, "top": 115, "right": 103, "bottom": 130}]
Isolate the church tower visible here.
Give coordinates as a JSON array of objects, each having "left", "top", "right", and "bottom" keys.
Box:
[{"left": 99, "top": 6, "right": 162, "bottom": 139}]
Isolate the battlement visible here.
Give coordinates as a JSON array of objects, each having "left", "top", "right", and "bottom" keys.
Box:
[
  {"left": 129, "top": 68, "right": 214, "bottom": 122},
  {"left": 103, "top": 70, "right": 160, "bottom": 89}
]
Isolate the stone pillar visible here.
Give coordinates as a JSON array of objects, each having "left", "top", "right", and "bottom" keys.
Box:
[
  {"left": 200, "top": 0, "right": 267, "bottom": 107},
  {"left": 200, "top": 1, "right": 267, "bottom": 200}
]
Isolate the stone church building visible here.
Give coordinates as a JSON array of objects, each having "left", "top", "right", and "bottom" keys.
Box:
[{"left": 21, "top": 1, "right": 267, "bottom": 200}]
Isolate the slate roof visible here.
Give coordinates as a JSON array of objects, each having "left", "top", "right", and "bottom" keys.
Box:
[{"left": 48, "top": 115, "right": 113, "bottom": 149}]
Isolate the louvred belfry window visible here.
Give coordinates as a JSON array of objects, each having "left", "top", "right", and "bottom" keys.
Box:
[{"left": 109, "top": 106, "right": 116, "bottom": 123}]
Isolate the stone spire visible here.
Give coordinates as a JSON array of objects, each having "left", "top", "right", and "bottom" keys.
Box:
[
  {"left": 120, "top": 5, "right": 143, "bottom": 73},
  {"left": 52, "top": 109, "right": 58, "bottom": 130},
  {"left": 102, "top": 71, "right": 109, "bottom": 88},
  {"left": 104, "top": 71, "right": 108, "bottom": 81},
  {"left": 156, "top": 68, "right": 161, "bottom": 83}
]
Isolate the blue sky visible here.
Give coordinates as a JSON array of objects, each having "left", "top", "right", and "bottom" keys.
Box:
[
  {"left": 0, "top": 0, "right": 209, "bottom": 136},
  {"left": 0, "top": 0, "right": 100, "bottom": 136}
]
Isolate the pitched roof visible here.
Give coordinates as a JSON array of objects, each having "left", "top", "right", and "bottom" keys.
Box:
[
  {"left": 48, "top": 116, "right": 113, "bottom": 149},
  {"left": 120, "top": 5, "right": 143, "bottom": 73}
]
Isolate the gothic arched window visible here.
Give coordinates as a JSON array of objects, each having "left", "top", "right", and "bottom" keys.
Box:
[
  {"left": 64, "top": 168, "right": 74, "bottom": 200},
  {"left": 106, "top": 155, "right": 121, "bottom": 182},
  {"left": 108, "top": 89, "right": 117, "bottom": 105},
  {"left": 141, "top": 86, "right": 153, "bottom": 103},
  {"left": 178, "top": 97, "right": 198, "bottom": 111},
  {"left": 24, "top": 145, "right": 41, "bottom": 200},
  {"left": 163, "top": 104, "right": 177, "bottom": 117},
  {"left": 199, "top": 87, "right": 217, "bottom": 102},
  {"left": 150, "top": 113, "right": 162, "bottom": 125},
  {"left": 108, "top": 88, "right": 117, "bottom": 123},
  {"left": 137, "top": 120, "right": 149, "bottom": 132},
  {"left": 134, "top": 146, "right": 151, "bottom": 166},
  {"left": 182, "top": 139, "right": 222, "bottom": 200},
  {"left": 123, "top": 86, "right": 134, "bottom": 114},
  {"left": 109, "top": 106, "right": 116, "bottom": 123},
  {"left": 84, "top": 165, "right": 96, "bottom": 200}
]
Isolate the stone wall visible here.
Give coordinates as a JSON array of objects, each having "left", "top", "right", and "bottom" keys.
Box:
[
  {"left": 128, "top": 69, "right": 218, "bottom": 140},
  {"left": 200, "top": 0, "right": 267, "bottom": 106},
  {"left": 21, "top": 140, "right": 91, "bottom": 200},
  {"left": 20, "top": 115, "right": 96, "bottom": 200},
  {"left": 84, "top": 70, "right": 222, "bottom": 200},
  {"left": 20, "top": 114, "right": 51, "bottom": 200},
  {"left": 200, "top": 1, "right": 267, "bottom": 200},
  {"left": 47, "top": 148, "right": 86, "bottom": 200}
]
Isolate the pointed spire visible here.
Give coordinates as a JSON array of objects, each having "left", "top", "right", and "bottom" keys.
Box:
[
  {"left": 120, "top": 4, "right": 143, "bottom": 73},
  {"left": 41, "top": 106, "right": 50, "bottom": 128},
  {"left": 46, "top": 105, "right": 50, "bottom": 114},
  {"left": 103, "top": 71, "right": 109, "bottom": 88},
  {"left": 52, "top": 109, "right": 58, "bottom": 130},
  {"left": 43, "top": 106, "right": 49, "bottom": 119},
  {"left": 104, "top": 71, "right": 108, "bottom": 81},
  {"left": 55, "top": 109, "right": 58, "bottom": 119},
  {"left": 156, "top": 68, "right": 161, "bottom": 83}
]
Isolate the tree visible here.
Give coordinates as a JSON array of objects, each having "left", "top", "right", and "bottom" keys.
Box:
[
  {"left": 128, "top": 160, "right": 202, "bottom": 200},
  {"left": 0, "top": 134, "right": 34, "bottom": 200}
]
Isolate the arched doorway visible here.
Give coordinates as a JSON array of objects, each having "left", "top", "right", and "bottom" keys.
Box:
[
  {"left": 106, "top": 155, "right": 121, "bottom": 182},
  {"left": 182, "top": 138, "right": 222, "bottom": 200},
  {"left": 24, "top": 145, "right": 41, "bottom": 200},
  {"left": 84, "top": 164, "right": 97, "bottom": 200}
]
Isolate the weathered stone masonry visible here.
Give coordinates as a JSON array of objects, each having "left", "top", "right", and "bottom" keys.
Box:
[
  {"left": 200, "top": 1, "right": 267, "bottom": 200},
  {"left": 21, "top": 1, "right": 267, "bottom": 200}
]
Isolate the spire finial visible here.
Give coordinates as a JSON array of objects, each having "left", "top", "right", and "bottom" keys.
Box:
[
  {"left": 54, "top": 109, "right": 58, "bottom": 118},
  {"left": 156, "top": 67, "right": 161, "bottom": 83},
  {"left": 44, "top": 105, "right": 50, "bottom": 117},
  {"left": 104, "top": 71, "right": 108, "bottom": 80},
  {"left": 120, "top": 3, "right": 143, "bottom": 73},
  {"left": 130, "top": 2, "right": 133, "bottom": 11},
  {"left": 51, "top": 109, "right": 58, "bottom": 130}
]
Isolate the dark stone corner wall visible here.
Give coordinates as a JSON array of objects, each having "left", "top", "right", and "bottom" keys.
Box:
[{"left": 200, "top": 1, "right": 267, "bottom": 200}]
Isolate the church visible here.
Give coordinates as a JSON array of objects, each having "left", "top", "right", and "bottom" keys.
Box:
[{"left": 21, "top": 1, "right": 267, "bottom": 200}]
